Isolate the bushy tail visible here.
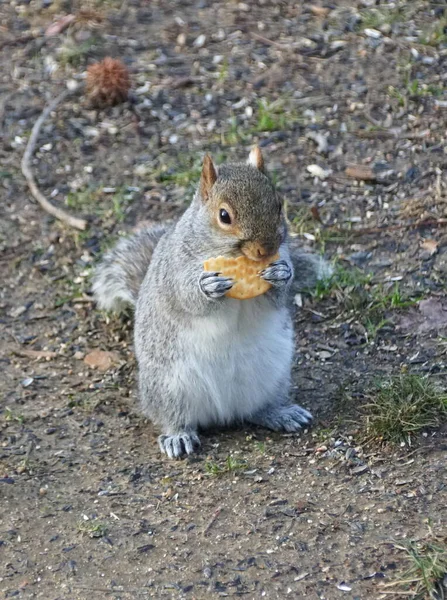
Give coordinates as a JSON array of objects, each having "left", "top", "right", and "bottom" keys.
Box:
[
  {"left": 289, "top": 237, "right": 333, "bottom": 295},
  {"left": 92, "top": 225, "right": 168, "bottom": 312}
]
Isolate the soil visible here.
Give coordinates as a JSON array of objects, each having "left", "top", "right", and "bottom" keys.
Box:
[{"left": 1, "top": 1, "right": 447, "bottom": 599}]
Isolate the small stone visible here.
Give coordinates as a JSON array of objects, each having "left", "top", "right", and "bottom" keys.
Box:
[
  {"left": 203, "top": 567, "right": 212, "bottom": 579},
  {"left": 193, "top": 34, "right": 206, "bottom": 48},
  {"left": 364, "top": 28, "right": 382, "bottom": 39},
  {"left": 73, "top": 351, "right": 85, "bottom": 360},
  {"left": 39, "top": 487, "right": 47, "bottom": 496},
  {"left": 306, "top": 164, "right": 331, "bottom": 180},
  {"left": 10, "top": 306, "right": 27, "bottom": 318},
  {"left": 177, "top": 33, "right": 186, "bottom": 46},
  {"left": 21, "top": 377, "right": 34, "bottom": 388}
]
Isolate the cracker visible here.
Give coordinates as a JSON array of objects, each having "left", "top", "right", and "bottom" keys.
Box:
[{"left": 203, "top": 253, "right": 279, "bottom": 300}]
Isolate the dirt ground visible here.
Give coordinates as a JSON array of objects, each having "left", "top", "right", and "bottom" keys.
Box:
[{"left": 1, "top": 1, "right": 447, "bottom": 598}]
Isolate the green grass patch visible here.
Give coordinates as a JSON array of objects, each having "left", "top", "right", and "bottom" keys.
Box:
[
  {"left": 419, "top": 18, "right": 447, "bottom": 47},
  {"left": 383, "top": 537, "right": 447, "bottom": 599},
  {"left": 157, "top": 155, "right": 203, "bottom": 190},
  {"left": 310, "top": 262, "right": 423, "bottom": 337},
  {"left": 205, "top": 455, "right": 246, "bottom": 476},
  {"left": 78, "top": 520, "right": 108, "bottom": 538},
  {"left": 66, "top": 186, "right": 133, "bottom": 223},
  {"left": 58, "top": 38, "right": 98, "bottom": 67},
  {"left": 4, "top": 407, "right": 25, "bottom": 424},
  {"left": 364, "top": 374, "right": 447, "bottom": 444},
  {"left": 358, "top": 6, "right": 406, "bottom": 30}
]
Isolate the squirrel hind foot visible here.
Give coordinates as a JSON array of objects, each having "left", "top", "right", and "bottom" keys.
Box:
[
  {"left": 158, "top": 432, "right": 201, "bottom": 459},
  {"left": 249, "top": 403, "right": 313, "bottom": 433}
]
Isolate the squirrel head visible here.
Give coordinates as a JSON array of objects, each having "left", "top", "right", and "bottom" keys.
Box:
[{"left": 197, "top": 147, "right": 285, "bottom": 261}]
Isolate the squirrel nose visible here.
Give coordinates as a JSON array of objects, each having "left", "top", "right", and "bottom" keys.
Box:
[{"left": 242, "top": 241, "right": 277, "bottom": 261}]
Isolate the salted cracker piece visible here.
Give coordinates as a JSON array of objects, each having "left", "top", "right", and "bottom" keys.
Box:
[{"left": 203, "top": 254, "right": 279, "bottom": 300}]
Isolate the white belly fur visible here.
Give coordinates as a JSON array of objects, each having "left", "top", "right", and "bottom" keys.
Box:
[{"left": 168, "top": 298, "right": 293, "bottom": 429}]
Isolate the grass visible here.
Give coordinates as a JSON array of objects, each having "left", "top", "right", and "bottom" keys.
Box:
[
  {"left": 364, "top": 374, "right": 447, "bottom": 444},
  {"left": 4, "top": 407, "right": 25, "bottom": 424},
  {"left": 383, "top": 536, "right": 447, "bottom": 599},
  {"left": 254, "top": 99, "right": 287, "bottom": 132},
  {"left": 358, "top": 6, "right": 406, "bottom": 30},
  {"left": 419, "top": 18, "right": 447, "bottom": 47},
  {"left": 158, "top": 158, "right": 203, "bottom": 189},
  {"left": 310, "top": 261, "right": 423, "bottom": 337},
  {"left": 77, "top": 520, "right": 108, "bottom": 538},
  {"left": 58, "top": 38, "right": 97, "bottom": 67},
  {"left": 289, "top": 205, "right": 352, "bottom": 253},
  {"left": 220, "top": 115, "right": 250, "bottom": 146},
  {"left": 205, "top": 455, "right": 246, "bottom": 476},
  {"left": 66, "top": 186, "right": 133, "bottom": 223},
  {"left": 389, "top": 73, "right": 444, "bottom": 108}
]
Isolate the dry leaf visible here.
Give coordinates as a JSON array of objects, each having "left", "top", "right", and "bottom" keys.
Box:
[
  {"left": 45, "top": 15, "right": 76, "bottom": 37},
  {"left": 420, "top": 239, "right": 438, "bottom": 256},
  {"left": 310, "top": 205, "right": 322, "bottom": 223},
  {"left": 345, "top": 165, "right": 376, "bottom": 181},
  {"left": 84, "top": 350, "right": 119, "bottom": 371},
  {"left": 309, "top": 6, "right": 330, "bottom": 17}
]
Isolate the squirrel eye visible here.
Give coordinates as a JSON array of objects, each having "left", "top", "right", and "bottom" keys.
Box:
[{"left": 219, "top": 208, "right": 232, "bottom": 225}]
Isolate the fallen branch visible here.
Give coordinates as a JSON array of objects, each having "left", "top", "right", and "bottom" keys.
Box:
[
  {"left": 21, "top": 86, "right": 88, "bottom": 231},
  {"left": 13, "top": 348, "right": 58, "bottom": 359}
]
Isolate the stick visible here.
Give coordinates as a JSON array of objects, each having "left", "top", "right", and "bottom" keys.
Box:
[
  {"left": 21, "top": 86, "right": 88, "bottom": 231},
  {"left": 203, "top": 507, "right": 222, "bottom": 536}
]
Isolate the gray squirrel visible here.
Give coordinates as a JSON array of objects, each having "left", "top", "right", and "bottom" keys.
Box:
[{"left": 93, "top": 147, "right": 331, "bottom": 459}]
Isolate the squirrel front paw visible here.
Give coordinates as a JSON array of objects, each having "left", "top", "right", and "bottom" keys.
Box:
[
  {"left": 159, "top": 432, "right": 201, "bottom": 459},
  {"left": 260, "top": 260, "right": 292, "bottom": 287},
  {"left": 199, "top": 271, "right": 234, "bottom": 299}
]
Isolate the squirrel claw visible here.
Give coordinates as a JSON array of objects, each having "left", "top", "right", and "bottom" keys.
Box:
[
  {"left": 199, "top": 271, "right": 234, "bottom": 299},
  {"left": 159, "top": 432, "right": 201, "bottom": 459},
  {"left": 260, "top": 260, "right": 292, "bottom": 286}
]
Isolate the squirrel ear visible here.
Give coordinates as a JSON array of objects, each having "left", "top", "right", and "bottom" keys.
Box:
[
  {"left": 200, "top": 154, "right": 217, "bottom": 202},
  {"left": 247, "top": 146, "right": 265, "bottom": 172}
]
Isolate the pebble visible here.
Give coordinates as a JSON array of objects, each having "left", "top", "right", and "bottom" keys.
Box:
[
  {"left": 193, "top": 34, "right": 206, "bottom": 48},
  {"left": 10, "top": 305, "right": 27, "bottom": 318},
  {"left": 177, "top": 33, "right": 186, "bottom": 46},
  {"left": 306, "top": 164, "right": 331, "bottom": 180},
  {"left": 364, "top": 28, "right": 382, "bottom": 39}
]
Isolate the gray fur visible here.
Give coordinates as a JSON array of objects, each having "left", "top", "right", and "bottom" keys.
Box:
[
  {"left": 92, "top": 224, "right": 168, "bottom": 312},
  {"left": 93, "top": 156, "right": 332, "bottom": 459}
]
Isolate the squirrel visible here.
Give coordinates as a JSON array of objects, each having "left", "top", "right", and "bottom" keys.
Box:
[{"left": 93, "top": 147, "right": 332, "bottom": 459}]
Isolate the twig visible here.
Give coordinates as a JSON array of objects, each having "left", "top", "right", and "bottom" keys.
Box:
[
  {"left": 203, "top": 507, "right": 222, "bottom": 536},
  {"left": 21, "top": 86, "right": 88, "bottom": 231},
  {"left": 0, "top": 32, "right": 38, "bottom": 50},
  {"left": 13, "top": 348, "right": 58, "bottom": 359}
]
